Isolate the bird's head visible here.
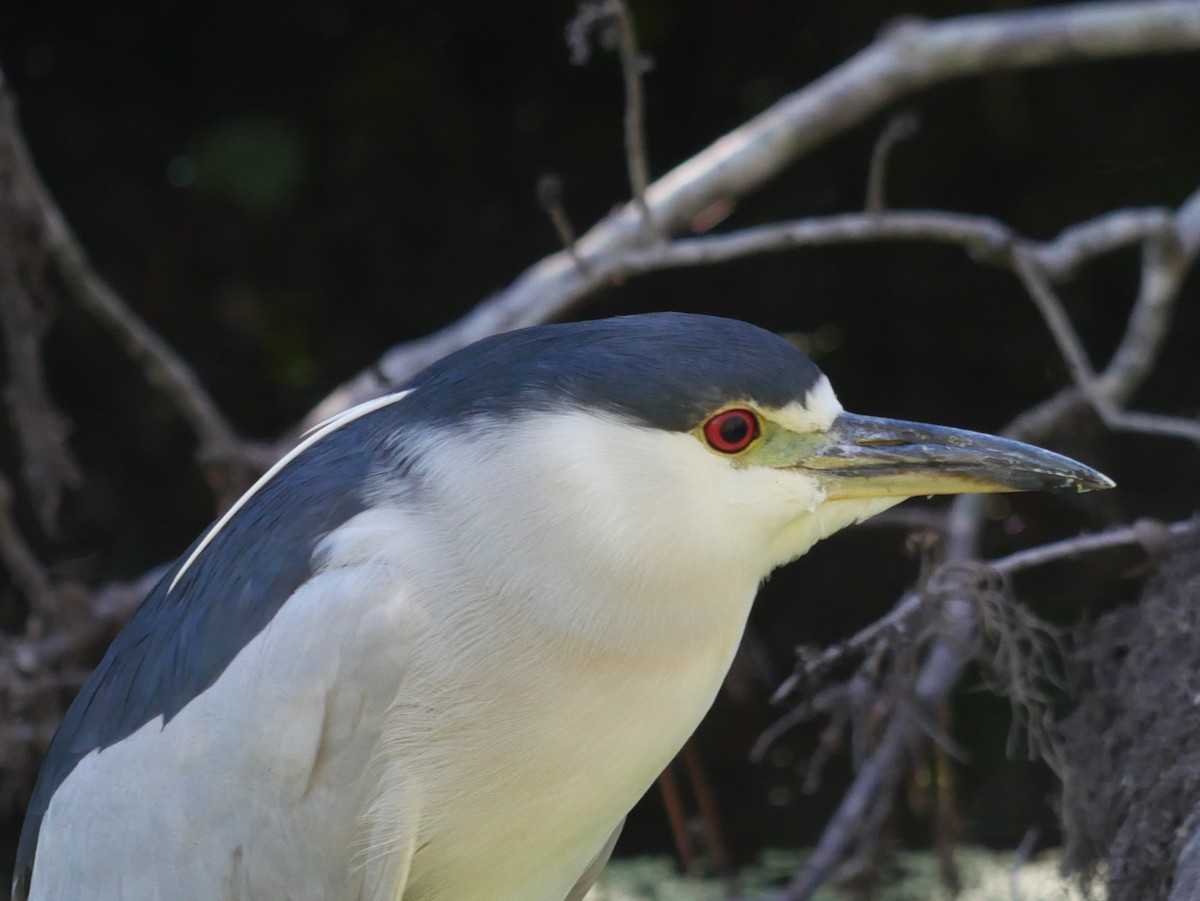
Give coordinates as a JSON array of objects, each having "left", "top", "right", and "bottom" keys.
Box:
[{"left": 389, "top": 313, "right": 1111, "bottom": 616}]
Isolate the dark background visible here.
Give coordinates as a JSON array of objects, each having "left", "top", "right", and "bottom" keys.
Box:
[{"left": 2, "top": 0, "right": 1199, "bottom": 882}]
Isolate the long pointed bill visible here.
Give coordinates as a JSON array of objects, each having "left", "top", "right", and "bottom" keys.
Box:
[{"left": 796, "top": 413, "right": 1114, "bottom": 500}]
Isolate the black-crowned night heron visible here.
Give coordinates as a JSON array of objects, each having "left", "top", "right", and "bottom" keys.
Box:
[{"left": 13, "top": 313, "right": 1111, "bottom": 900}]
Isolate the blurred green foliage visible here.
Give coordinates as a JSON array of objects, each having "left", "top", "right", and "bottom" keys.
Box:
[{"left": 185, "top": 118, "right": 308, "bottom": 212}]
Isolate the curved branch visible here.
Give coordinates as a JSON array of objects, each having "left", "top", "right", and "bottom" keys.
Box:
[
  {"left": 1007, "top": 183, "right": 1200, "bottom": 445},
  {"left": 0, "top": 71, "right": 247, "bottom": 474}
]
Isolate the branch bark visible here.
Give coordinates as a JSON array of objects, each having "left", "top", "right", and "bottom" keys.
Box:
[{"left": 0, "top": 83, "right": 81, "bottom": 532}]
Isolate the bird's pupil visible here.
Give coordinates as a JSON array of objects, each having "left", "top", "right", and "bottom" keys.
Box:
[
  {"left": 720, "top": 415, "right": 749, "bottom": 444},
  {"left": 702, "top": 408, "right": 758, "bottom": 453}
]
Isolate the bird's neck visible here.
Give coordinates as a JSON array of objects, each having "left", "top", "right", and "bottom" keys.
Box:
[{"left": 348, "top": 504, "right": 759, "bottom": 899}]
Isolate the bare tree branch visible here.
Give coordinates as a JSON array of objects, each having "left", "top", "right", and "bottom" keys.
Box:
[
  {"left": 0, "top": 84, "right": 82, "bottom": 532},
  {"left": 992, "top": 517, "right": 1192, "bottom": 574},
  {"left": 536, "top": 175, "right": 587, "bottom": 272},
  {"left": 865, "top": 112, "right": 920, "bottom": 214},
  {"left": 0, "top": 473, "right": 56, "bottom": 619},
  {"left": 566, "top": 0, "right": 654, "bottom": 233},
  {"left": 767, "top": 591, "right": 924, "bottom": 708},
  {"left": 1009, "top": 185, "right": 1200, "bottom": 444},
  {"left": 535, "top": 205, "right": 1181, "bottom": 286},
  {"left": 1013, "top": 248, "right": 1200, "bottom": 443},
  {"left": 607, "top": 0, "right": 653, "bottom": 232},
  {"left": 769, "top": 517, "right": 1195, "bottom": 722},
  {"left": 778, "top": 569, "right": 985, "bottom": 899},
  {"left": 775, "top": 172, "right": 1198, "bottom": 892},
  {"left": 302, "top": 0, "right": 1200, "bottom": 431},
  {"left": 305, "top": 199, "right": 1196, "bottom": 446},
  {"left": 0, "top": 70, "right": 261, "bottom": 495}
]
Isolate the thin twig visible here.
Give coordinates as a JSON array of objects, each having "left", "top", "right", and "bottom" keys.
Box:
[
  {"left": 751, "top": 704, "right": 812, "bottom": 764},
  {"left": 769, "top": 591, "right": 923, "bottom": 705},
  {"left": 1011, "top": 248, "right": 1101, "bottom": 387},
  {"left": 1010, "top": 825, "right": 1041, "bottom": 901},
  {"left": 682, "top": 742, "right": 738, "bottom": 898},
  {"left": 607, "top": 0, "right": 654, "bottom": 232},
  {"left": 865, "top": 112, "right": 920, "bottom": 213},
  {"left": 656, "top": 760, "right": 696, "bottom": 875},
  {"left": 0, "top": 473, "right": 56, "bottom": 618},
  {"left": 992, "top": 518, "right": 1193, "bottom": 574},
  {"left": 0, "top": 85, "right": 82, "bottom": 532},
  {"left": 536, "top": 175, "right": 588, "bottom": 272},
  {"left": 566, "top": 0, "right": 654, "bottom": 234},
  {"left": 1095, "top": 222, "right": 1191, "bottom": 406}
]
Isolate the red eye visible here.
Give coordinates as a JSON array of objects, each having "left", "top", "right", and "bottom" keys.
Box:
[{"left": 703, "top": 409, "right": 759, "bottom": 453}]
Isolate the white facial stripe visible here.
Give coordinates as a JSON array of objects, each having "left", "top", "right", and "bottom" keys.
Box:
[
  {"left": 166, "top": 389, "right": 414, "bottom": 594},
  {"left": 767, "top": 375, "right": 842, "bottom": 433}
]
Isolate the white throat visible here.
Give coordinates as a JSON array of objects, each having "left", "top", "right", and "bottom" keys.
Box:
[{"left": 310, "top": 405, "right": 900, "bottom": 899}]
